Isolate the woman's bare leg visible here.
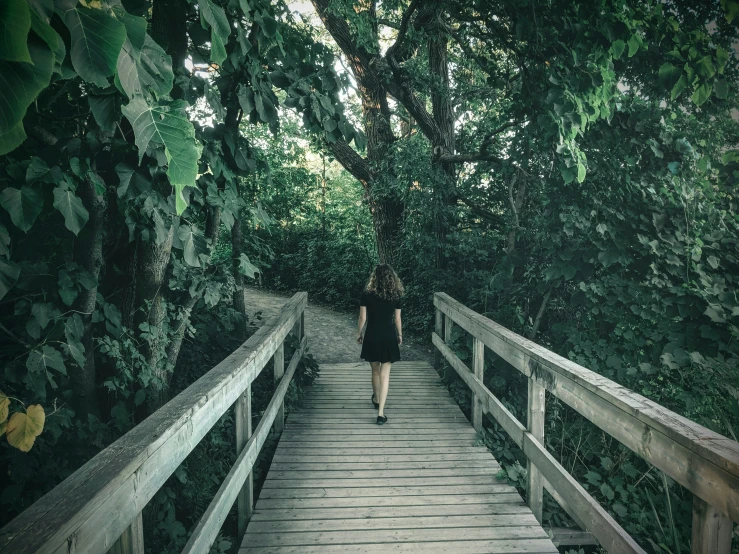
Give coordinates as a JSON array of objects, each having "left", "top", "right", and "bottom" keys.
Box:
[
  {"left": 370, "top": 362, "right": 381, "bottom": 403},
  {"left": 378, "top": 362, "right": 392, "bottom": 417}
]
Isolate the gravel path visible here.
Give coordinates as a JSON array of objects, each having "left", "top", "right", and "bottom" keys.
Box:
[{"left": 244, "top": 287, "right": 435, "bottom": 365}]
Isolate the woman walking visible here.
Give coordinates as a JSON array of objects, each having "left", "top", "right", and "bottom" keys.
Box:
[{"left": 357, "top": 264, "right": 403, "bottom": 425}]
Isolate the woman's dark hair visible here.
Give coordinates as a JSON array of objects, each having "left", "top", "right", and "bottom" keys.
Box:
[{"left": 365, "top": 264, "right": 404, "bottom": 301}]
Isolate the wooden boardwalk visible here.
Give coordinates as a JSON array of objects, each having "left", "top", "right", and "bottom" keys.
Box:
[{"left": 239, "top": 361, "right": 559, "bottom": 553}]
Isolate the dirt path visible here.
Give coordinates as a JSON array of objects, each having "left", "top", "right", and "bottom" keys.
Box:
[{"left": 244, "top": 287, "right": 435, "bottom": 365}]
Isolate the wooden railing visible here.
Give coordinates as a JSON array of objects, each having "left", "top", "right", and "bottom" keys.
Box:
[
  {"left": 0, "top": 292, "right": 307, "bottom": 554},
  {"left": 433, "top": 292, "right": 738, "bottom": 554}
]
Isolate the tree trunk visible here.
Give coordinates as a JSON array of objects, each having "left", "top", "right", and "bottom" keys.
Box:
[
  {"left": 136, "top": 224, "right": 175, "bottom": 412},
  {"left": 232, "top": 214, "right": 248, "bottom": 341},
  {"left": 310, "top": 0, "right": 405, "bottom": 267},
  {"left": 70, "top": 174, "right": 106, "bottom": 417},
  {"left": 428, "top": 19, "right": 456, "bottom": 269},
  {"left": 163, "top": 205, "right": 221, "bottom": 382}
]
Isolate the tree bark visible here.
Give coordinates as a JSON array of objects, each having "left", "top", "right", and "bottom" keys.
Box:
[
  {"left": 428, "top": 16, "right": 457, "bottom": 269},
  {"left": 136, "top": 224, "right": 175, "bottom": 412},
  {"left": 70, "top": 174, "right": 106, "bottom": 417},
  {"left": 310, "top": 0, "right": 405, "bottom": 266},
  {"left": 232, "top": 213, "right": 248, "bottom": 341}
]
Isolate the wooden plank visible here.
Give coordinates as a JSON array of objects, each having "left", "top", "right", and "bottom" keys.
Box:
[
  {"left": 273, "top": 447, "right": 489, "bottom": 456},
  {"left": 241, "top": 539, "right": 560, "bottom": 553},
  {"left": 181, "top": 336, "right": 306, "bottom": 554},
  {"left": 246, "top": 513, "right": 539, "bottom": 533},
  {"left": 266, "top": 468, "right": 495, "bottom": 480},
  {"left": 273, "top": 343, "right": 285, "bottom": 434},
  {"left": 278, "top": 433, "right": 475, "bottom": 442},
  {"left": 260, "top": 475, "right": 500, "bottom": 488},
  {"left": 435, "top": 333, "right": 646, "bottom": 554},
  {"left": 254, "top": 493, "right": 526, "bottom": 510},
  {"left": 235, "top": 385, "right": 254, "bottom": 538},
  {"left": 257, "top": 484, "right": 516, "bottom": 499},
  {"left": 277, "top": 426, "right": 475, "bottom": 435},
  {"left": 435, "top": 307, "right": 443, "bottom": 368},
  {"left": 472, "top": 337, "right": 484, "bottom": 432},
  {"left": 269, "top": 460, "right": 499, "bottom": 471},
  {"left": 435, "top": 292, "right": 739, "bottom": 522},
  {"left": 242, "top": 526, "right": 553, "bottom": 548},
  {"left": 548, "top": 528, "right": 597, "bottom": 547},
  {"left": 106, "top": 512, "right": 143, "bottom": 554},
  {"left": 250, "top": 503, "right": 530, "bottom": 521},
  {"left": 0, "top": 293, "right": 307, "bottom": 554},
  {"left": 527, "top": 379, "right": 545, "bottom": 523},
  {"left": 271, "top": 453, "right": 496, "bottom": 464},
  {"left": 691, "top": 495, "right": 733, "bottom": 554},
  {"left": 273, "top": 440, "right": 478, "bottom": 449}
]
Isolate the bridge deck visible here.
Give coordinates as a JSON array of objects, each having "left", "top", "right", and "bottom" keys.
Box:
[{"left": 240, "top": 361, "right": 559, "bottom": 553}]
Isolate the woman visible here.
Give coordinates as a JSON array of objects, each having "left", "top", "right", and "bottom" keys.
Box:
[{"left": 357, "top": 264, "right": 403, "bottom": 425}]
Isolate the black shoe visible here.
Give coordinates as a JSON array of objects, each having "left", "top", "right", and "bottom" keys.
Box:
[
  {"left": 376, "top": 415, "right": 388, "bottom": 425},
  {"left": 371, "top": 395, "right": 379, "bottom": 408}
]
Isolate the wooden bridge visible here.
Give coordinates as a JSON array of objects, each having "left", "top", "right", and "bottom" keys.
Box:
[{"left": 1, "top": 292, "right": 737, "bottom": 553}]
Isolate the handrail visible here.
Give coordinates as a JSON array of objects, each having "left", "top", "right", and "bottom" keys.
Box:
[
  {"left": 433, "top": 292, "right": 739, "bottom": 554},
  {"left": 0, "top": 292, "right": 308, "bottom": 554}
]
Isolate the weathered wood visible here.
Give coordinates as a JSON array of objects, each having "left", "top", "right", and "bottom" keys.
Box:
[
  {"left": 273, "top": 342, "right": 285, "bottom": 434},
  {"left": 235, "top": 385, "right": 253, "bottom": 538},
  {"left": 239, "top": 539, "right": 560, "bottom": 554},
  {"left": 433, "top": 332, "right": 646, "bottom": 554},
  {"left": 0, "top": 293, "right": 307, "bottom": 554},
  {"left": 434, "top": 292, "right": 739, "bottom": 524},
  {"left": 182, "top": 336, "right": 306, "bottom": 554},
  {"left": 241, "top": 360, "right": 557, "bottom": 554},
  {"left": 472, "top": 336, "right": 484, "bottom": 432},
  {"left": 527, "top": 378, "right": 545, "bottom": 523},
  {"left": 434, "top": 307, "right": 443, "bottom": 368},
  {"left": 691, "top": 495, "right": 733, "bottom": 554},
  {"left": 106, "top": 512, "right": 143, "bottom": 554},
  {"left": 548, "top": 527, "right": 597, "bottom": 546}
]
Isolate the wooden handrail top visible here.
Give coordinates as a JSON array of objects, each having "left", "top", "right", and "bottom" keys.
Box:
[
  {"left": 0, "top": 292, "right": 308, "bottom": 554},
  {"left": 434, "top": 292, "right": 739, "bottom": 523}
]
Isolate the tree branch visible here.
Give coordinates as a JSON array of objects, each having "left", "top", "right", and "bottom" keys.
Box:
[
  {"left": 326, "top": 139, "right": 374, "bottom": 185},
  {"left": 385, "top": 0, "right": 421, "bottom": 61}
]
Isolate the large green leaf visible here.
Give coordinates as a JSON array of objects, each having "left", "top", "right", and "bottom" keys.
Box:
[
  {"left": 671, "top": 75, "right": 688, "bottom": 100},
  {"left": 88, "top": 91, "right": 120, "bottom": 132},
  {"left": 0, "top": 39, "right": 54, "bottom": 135},
  {"left": 0, "top": 258, "right": 20, "bottom": 301},
  {"left": 658, "top": 63, "right": 682, "bottom": 90},
  {"left": 62, "top": 4, "right": 126, "bottom": 88},
  {"left": 0, "top": 0, "right": 32, "bottom": 63},
  {"left": 692, "top": 82, "right": 712, "bottom": 107},
  {"left": 116, "top": 33, "right": 173, "bottom": 100},
  {"left": 121, "top": 97, "right": 202, "bottom": 214},
  {"left": 0, "top": 121, "right": 28, "bottom": 156},
  {"left": 0, "top": 185, "right": 43, "bottom": 232},
  {"left": 199, "top": 0, "right": 230, "bottom": 65},
  {"left": 53, "top": 185, "right": 89, "bottom": 235}
]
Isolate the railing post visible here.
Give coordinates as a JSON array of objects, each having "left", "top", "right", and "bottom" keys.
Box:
[
  {"left": 471, "top": 337, "right": 484, "bottom": 432},
  {"left": 527, "top": 377, "right": 545, "bottom": 523},
  {"left": 691, "top": 496, "right": 732, "bottom": 554},
  {"left": 107, "top": 512, "right": 144, "bottom": 554},
  {"left": 273, "top": 341, "right": 285, "bottom": 434},
  {"left": 235, "top": 385, "right": 253, "bottom": 538},
  {"left": 443, "top": 313, "right": 453, "bottom": 345},
  {"left": 434, "top": 306, "right": 443, "bottom": 368}
]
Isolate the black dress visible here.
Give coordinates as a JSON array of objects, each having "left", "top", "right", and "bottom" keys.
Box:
[{"left": 360, "top": 291, "right": 401, "bottom": 363}]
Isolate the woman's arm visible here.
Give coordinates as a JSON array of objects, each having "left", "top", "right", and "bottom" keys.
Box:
[
  {"left": 394, "top": 309, "right": 402, "bottom": 345},
  {"left": 357, "top": 306, "right": 367, "bottom": 343}
]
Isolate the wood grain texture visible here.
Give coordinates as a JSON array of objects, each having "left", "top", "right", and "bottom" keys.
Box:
[
  {"left": 434, "top": 292, "right": 739, "bottom": 524},
  {"left": 433, "top": 333, "right": 645, "bottom": 554},
  {"left": 240, "top": 361, "right": 557, "bottom": 553},
  {"left": 0, "top": 293, "right": 307, "bottom": 554}
]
